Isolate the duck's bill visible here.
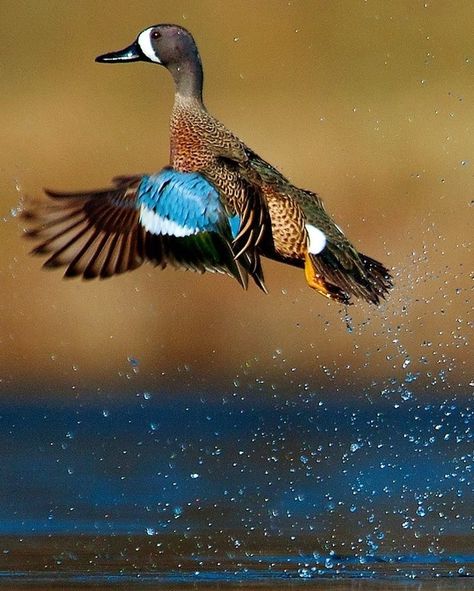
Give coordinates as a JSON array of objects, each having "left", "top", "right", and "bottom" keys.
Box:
[{"left": 96, "top": 41, "right": 143, "bottom": 63}]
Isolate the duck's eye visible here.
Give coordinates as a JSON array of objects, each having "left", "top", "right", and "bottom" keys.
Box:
[{"left": 151, "top": 30, "right": 161, "bottom": 40}]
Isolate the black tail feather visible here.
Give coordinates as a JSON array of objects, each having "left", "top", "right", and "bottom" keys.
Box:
[{"left": 310, "top": 249, "right": 392, "bottom": 305}]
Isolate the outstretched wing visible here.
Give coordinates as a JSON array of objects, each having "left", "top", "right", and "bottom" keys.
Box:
[
  {"left": 23, "top": 168, "right": 265, "bottom": 289},
  {"left": 23, "top": 176, "right": 143, "bottom": 279}
]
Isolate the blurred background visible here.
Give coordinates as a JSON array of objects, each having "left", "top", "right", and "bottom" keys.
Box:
[
  {"left": 0, "top": 0, "right": 472, "bottom": 583},
  {"left": 0, "top": 0, "right": 472, "bottom": 396}
]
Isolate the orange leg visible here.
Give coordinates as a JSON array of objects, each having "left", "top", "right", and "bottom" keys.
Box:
[{"left": 304, "top": 252, "right": 333, "bottom": 299}]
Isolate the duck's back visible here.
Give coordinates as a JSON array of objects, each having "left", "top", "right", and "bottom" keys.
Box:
[{"left": 169, "top": 97, "right": 392, "bottom": 305}]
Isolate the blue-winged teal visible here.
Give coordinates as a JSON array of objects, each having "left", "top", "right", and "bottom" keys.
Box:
[{"left": 24, "top": 24, "right": 392, "bottom": 304}]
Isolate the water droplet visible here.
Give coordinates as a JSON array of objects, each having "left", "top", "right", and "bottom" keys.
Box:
[
  {"left": 173, "top": 506, "right": 183, "bottom": 517},
  {"left": 344, "top": 309, "right": 353, "bottom": 333},
  {"left": 127, "top": 356, "right": 140, "bottom": 374},
  {"left": 298, "top": 568, "right": 311, "bottom": 578}
]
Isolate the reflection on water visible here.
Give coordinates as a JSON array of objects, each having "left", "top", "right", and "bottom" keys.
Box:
[
  {"left": 1, "top": 540, "right": 473, "bottom": 590},
  {"left": 1, "top": 550, "right": 473, "bottom": 591},
  {"left": 0, "top": 394, "right": 471, "bottom": 588}
]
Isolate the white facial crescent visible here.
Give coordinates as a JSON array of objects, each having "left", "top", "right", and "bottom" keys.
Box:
[{"left": 138, "top": 28, "right": 162, "bottom": 63}]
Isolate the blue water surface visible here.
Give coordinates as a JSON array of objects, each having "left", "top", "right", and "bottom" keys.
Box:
[{"left": 0, "top": 390, "right": 472, "bottom": 586}]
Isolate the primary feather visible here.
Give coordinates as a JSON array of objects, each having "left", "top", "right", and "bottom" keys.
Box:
[{"left": 23, "top": 169, "right": 264, "bottom": 289}]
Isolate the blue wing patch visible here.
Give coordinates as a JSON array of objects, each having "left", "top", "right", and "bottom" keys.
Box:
[
  {"left": 229, "top": 215, "right": 241, "bottom": 239},
  {"left": 137, "top": 168, "right": 226, "bottom": 237}
]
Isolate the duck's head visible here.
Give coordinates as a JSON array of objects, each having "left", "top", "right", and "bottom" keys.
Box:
[{"left": 96, "top": 24, "right": 203, "bottom": 99}]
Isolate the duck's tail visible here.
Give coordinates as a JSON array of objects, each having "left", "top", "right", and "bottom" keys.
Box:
[{"left": 305, "top": 249, "right": 393, "bottom": 305}]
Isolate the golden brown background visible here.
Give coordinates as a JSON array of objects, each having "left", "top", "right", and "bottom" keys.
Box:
[{"left": 0, "top": 0, "right": 472, "bottom": 401}]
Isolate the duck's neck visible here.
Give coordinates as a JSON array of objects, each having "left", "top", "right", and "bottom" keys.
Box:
[{"left": 168, "top": 56, "right": 204, "bottom": 103}]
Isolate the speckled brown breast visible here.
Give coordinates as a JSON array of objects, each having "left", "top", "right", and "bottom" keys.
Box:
[
  {"left": 170, "top": 96, "right": 308, "bottom": 261},
  {"left": 170, "top": 99, "right": 247, "bottom": 215}
]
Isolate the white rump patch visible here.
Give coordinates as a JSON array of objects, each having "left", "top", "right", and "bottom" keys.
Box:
[
  {"left": 140, "top": 205, "right": 195, "bottom": 237},
  {"left": 305, "top": 223, "right": 327, "bottom": 254},
  {"left": 138, "top": 28, "right": 162, "bottom": 63}
]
